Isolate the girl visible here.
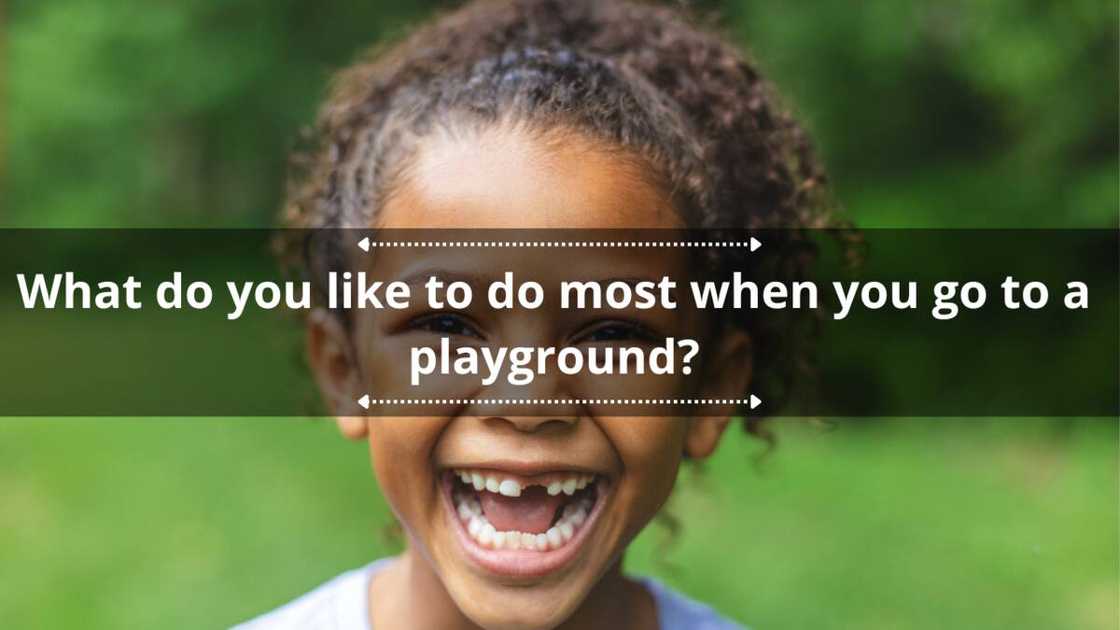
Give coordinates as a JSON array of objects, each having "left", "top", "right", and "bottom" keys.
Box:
[{"left": 244, "top": 0, "right": 836, "bottom": 627}]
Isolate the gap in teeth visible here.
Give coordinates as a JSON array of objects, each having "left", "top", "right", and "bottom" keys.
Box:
[
  {"left": 454, "top": 469, "right": 596, "bottom": 498},
  {"left": 451, "top": 470, "right": 597, "bottom": 552}
]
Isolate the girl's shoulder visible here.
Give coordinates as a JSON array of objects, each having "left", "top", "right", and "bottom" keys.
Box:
[
  {"left": 232, "top": 560, "right": 749, "bottom": 630},
  {"left": 642, "top": 576, "right": 750, "bottom": 630},
  {"left": 231, "top": 560, "right": 385, "bottom": 630}
]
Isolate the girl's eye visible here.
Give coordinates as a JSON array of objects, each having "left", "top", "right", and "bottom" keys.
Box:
[
  {"left": 409, "top": 313, "right": 483, "bottom": 339},
  {"left": 574, "top": 320, "right": 661, "bottom": 344}
]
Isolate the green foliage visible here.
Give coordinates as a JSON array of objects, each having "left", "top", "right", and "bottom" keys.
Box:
[
  {"left": 5, "top": 0, "right": 437, "bottom": 226},
  {"left": 5, "top": 0, "right": 1117, "bottom": 226},
  {"left": 725, "top": 0, "right": 1119, "bottom": 226}
]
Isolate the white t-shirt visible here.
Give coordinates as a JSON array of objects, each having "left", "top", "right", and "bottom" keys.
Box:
[{"left": 234, "top": 559, "right": 746, "bottom": 629}]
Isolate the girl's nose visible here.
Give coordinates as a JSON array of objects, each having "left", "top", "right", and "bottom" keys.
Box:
[
  {"left": 484, "top": 410, "right": 579, "bottom": 434},
  {"left": 474, "top": 371, "right": 579, "bottom": 432}
]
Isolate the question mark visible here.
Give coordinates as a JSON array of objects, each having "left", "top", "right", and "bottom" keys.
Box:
[{"left": 677, "top": 338, "right": 699, "bottom": 375}]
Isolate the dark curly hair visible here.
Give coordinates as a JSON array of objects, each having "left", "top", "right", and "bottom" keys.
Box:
[{"left": 281, "top": 0, "right": 850, "bottom": 436}]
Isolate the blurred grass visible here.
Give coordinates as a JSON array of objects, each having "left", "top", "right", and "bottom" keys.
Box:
[{"left": 0, "top": 418, "right": 1114, "bottom": 629}]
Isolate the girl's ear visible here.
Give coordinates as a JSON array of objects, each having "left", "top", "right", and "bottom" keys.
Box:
[
  {"left": 685, "top": 327, "right": 752, "bottom": 459},
  {"left": 306, "top": 308, "right": 368, "bottom": 440}
]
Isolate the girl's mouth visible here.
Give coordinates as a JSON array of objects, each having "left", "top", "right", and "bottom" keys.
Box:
[{"left": 441, "top": 467, "right": 610, "bottom": 579}]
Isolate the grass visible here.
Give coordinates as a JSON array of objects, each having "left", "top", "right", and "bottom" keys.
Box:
[{"left": 0, "top": 418, "right": 1115, "bottom": 629}]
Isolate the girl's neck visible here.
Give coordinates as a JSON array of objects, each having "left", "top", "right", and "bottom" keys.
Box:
[{"left": 368, "top": 547, "right": 657, "bottom": 630}]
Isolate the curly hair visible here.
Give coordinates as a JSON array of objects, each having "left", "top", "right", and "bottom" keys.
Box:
[{"left": 281, "top": 0, "right": 850, "bottom": 435}]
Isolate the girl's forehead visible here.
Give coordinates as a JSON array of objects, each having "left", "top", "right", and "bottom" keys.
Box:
[{"left": 377, "top": 125, "right": 681, "bottom": 230}]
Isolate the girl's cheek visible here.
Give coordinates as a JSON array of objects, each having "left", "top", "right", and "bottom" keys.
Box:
[
  {"left": 367, "top": 418, "right": 448, "bottom": 516},
  {"left": 603, "top": 417, "right": 687, "bottom": 466},
  {"left": 600, "top": 417, "right": 687, "bottom": 515},
  {"left": 571, "top": 371, "right": 693, "bottom": 402}
]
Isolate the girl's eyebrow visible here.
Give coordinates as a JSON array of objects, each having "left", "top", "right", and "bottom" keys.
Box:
[
  {"left": 396, "top": 272, "right": 666, "bottom": 288},
  {"left": 395, "top": 267, "right": 490, "bottom": 289},
  {"left": 591, "top": 276, "right": 661, "bottom": 286},
  {"left": 396, "top": 265, "right": 677, "bottom": 286}
]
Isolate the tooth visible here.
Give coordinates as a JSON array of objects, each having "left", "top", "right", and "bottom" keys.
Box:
[
  {"left": 506, "top": 532, "right": 521, "bottom": 550},
  {"left": 485, "top": 477, "right": 500, "bottom": 493},
  {"left": 535, "top": 533, "right": 549, "bottom": 550},
  {"left": 574, "top": 476, "right": 587, "bottom": 490},
  {"left": 561, "top": 478, "right": 577, "bottom": 495},
  {"left": 546, "top": 527, "right": 562, "bottom": 549},
  {"left": 460, "top": 471, "right": 471, "bottom": 484},
  {"left": 468, "top": 499, "right": 481, "bottom": 515},
  {"left": 468, "top": 516, "right": 482, "bottom": 537},
  {"left": 559, "top": 522, "right": 574, "bottom": 541},
  {"left": 498, "top": 479, "right": 521, "bottom": 497},
  {"left": 480, "top": 523, "right": 496, "bottom": 546},
  {"left": 520, "top": 532, "right": 535, "bottom": 550},
  {"left": 493, "top": 531, "right": 506, "bottom": 548},
  {"left": 457, "top": 502, "right": 472, "bottom": 521},
  {"left": 471, "top": 473, "right": 485, "bottom": 491},
  {"left": 547, "top": 481, "right": 562, "bottom": 496},
  {"left": 570, "top": 507, "right": 587, "bottom": 527}
]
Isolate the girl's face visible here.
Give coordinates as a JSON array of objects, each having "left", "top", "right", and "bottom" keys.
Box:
[{"left": 310, "top": 125, "right": 748, "bottom": 629}]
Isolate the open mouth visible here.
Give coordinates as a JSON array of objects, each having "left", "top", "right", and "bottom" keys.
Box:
[{"left": 442, "top": 467, "right": 609, "bottom": 578}]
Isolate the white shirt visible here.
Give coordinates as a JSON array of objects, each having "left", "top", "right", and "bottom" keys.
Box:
[{"left": 234, "top": 559, "right": 746, "bottom": 629}]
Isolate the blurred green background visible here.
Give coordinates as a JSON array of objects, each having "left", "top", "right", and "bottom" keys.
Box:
[
  {"left": 5, "top": 0, "right": 1118, "bottom": 228},
  {"left": 2, "top": 1, "right": 1117, "bottom": 628}
]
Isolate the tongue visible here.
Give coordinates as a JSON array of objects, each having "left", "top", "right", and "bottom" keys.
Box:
[{"left": 480, "top": 486, "right": 570, "bottom": 534}]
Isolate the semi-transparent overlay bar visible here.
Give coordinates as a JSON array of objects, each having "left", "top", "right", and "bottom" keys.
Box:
[{"left": 1, "top": 228, "right": 1115, "bottom": 417}]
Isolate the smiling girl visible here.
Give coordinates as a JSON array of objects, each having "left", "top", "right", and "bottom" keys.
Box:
[{"left": 240, "top": 0, "right": 834, "bottom": 628}]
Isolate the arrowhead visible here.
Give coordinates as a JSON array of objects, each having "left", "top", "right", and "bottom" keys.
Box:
[
  {"left": 358, "top": 237, "right": 370, "bottom": 252},
  {"left": 357, "top": 394, "right": 370, "bottom": 410},
  {"left": 749, "top": 237, "right": 761, "bottom": 252},
  {"left": 749, "top": 394, "right": 761, "bottom": 410}
]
